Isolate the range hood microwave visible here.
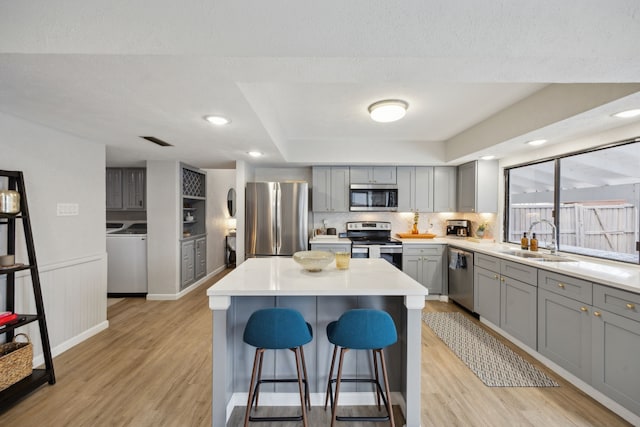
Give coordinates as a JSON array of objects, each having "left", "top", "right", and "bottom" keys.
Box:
[{"left": 349, "top": 184, "right": 398, "bottom": 212}]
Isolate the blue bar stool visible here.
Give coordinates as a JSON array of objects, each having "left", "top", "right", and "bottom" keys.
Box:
[
  {"left": 243, "top": 308, "right": 313, "bottom": 427},
  {"left": 324, "top": 309, "right": 397, "bottom": 427}
]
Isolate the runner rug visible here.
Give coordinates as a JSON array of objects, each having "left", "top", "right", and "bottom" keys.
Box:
[{"left": 422, "top": 312, "right": 558, "bottom": 387}]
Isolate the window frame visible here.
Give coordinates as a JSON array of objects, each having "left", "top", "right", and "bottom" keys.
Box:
[{"left": 503, "top": 137, "right": 640, "bottom": 264}]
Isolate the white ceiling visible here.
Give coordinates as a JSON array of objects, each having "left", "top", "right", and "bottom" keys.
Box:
[{"left": 1, "top": 1, "right": 640, "bottom": 169}]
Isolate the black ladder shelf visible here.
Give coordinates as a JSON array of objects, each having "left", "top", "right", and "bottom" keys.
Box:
[{"left": 0, "top": 170, "right": 55, "bottom": 411}]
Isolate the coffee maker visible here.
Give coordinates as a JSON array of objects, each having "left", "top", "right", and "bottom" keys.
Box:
[{"left": 446, "top": 219, "right": 471, "bottom": 237}]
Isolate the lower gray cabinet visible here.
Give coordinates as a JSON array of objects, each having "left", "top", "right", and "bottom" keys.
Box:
[
  {"left": 501, "top": 277, "right": 537, "bottom": 349},
  {"left": 592, "top": 284, "right": 640, "bottom": 416},
  {"left": 181, "top": 240, "right": 195, "bottom": 288},
  {"left": 310, "top": 242, "right": 351, "bottom": 253},
  {"left": 538, "top": 288, "right": 592, "bottom": 381},
  {"left": 403, "top": 245, "right": 445, "bottom": 294},
  {"left": 474, "top": 266, "right": 501, "bottom": 326},
  {"left": 195, "top": 237, "right": 206, "bottom": 279},
  {"left": 181, "top": 236, "right": 206, "bottom": 289}
]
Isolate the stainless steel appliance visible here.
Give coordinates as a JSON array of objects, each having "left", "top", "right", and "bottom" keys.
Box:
[
  {"left": 106, "top": 221, "right": 148, "bottom": 296},
  {"left": 347, "top": 221, "right": 402, "bottom": 269},
  {"left": 349, "top": 184, "right": 398, "bottom": 212},
  {"left": 245, "top": 182, "right": 309, "bottom": 257},
  {"left": 448, "top": 247, "right": 474, "bottom": 311},
  {"left": 446, "top": 219, "right": 471, "bottom": 237}
]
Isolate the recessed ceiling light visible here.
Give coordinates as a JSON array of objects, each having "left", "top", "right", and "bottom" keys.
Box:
[
  {"left": 204, "top": 115, "right": 231, "bottom": 125},
  {"left": 368, "top": 99, "right": 409, "bottom": 123},
  {"left": 527, "top": 139, "right": 547, "bottom": 146},
  {"left": 612, "top": 109, "right": 640, "bottom": 118},
  {"left": 480, "top": 155, "right": 495, "bottom": 160},
  {"left": 247, "top": 151, "right": 263, "bottom": 158}
]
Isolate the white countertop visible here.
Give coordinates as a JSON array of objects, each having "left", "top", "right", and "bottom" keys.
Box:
[
  {"left": 402, "top": 237, "right": 640, "bottom": 294},
  {"left": 207, "top": 257, "right": 428, "bottom": 297},
  {"left": 309, "top": 236, "right": 352, "bottom": 244}
]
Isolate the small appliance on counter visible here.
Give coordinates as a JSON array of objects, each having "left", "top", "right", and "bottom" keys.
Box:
[{"left": 446, "top": 219, "right": 471, "bottom": 238}]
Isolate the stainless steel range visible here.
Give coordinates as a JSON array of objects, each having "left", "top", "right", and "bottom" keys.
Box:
[{"left": 346, "top": 221, "right": 402, "bottom": 269}]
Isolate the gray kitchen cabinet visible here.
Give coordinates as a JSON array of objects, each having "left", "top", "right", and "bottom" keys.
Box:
[
  {"left": 433, "top": 166, "right": 457, "bottom": 212},
  {"left": 310, "top": 242, "right": 351, "bottom": 253},
  {"left": 195, "top": 237, "right": 206, "bottom": 280},
  {"left": 591, "top": 284, "right": 640, "bottom": 416},
  {"left": 403, "top": 245, "right": 445, "bottom": 294},
  {"left": 106, "top": 167, "right": 146, "bottom": 210},
  {"left": 457, "top": 160, "right": 498, "bottom": 213},
  {"left": 538, "top": 287, "right": 592, "bottom": 382},
  {"left": 181, "top": 239, "right": 195, "bottom": 288},
  {"left": 474, "top": 252, "right": 537, "bottom": 347},
  {"left": 349, "top": 166, "right": 396, "bottom": 184},
  {"left": 312, "top": 167, "right": 349, "bottom": 212},
  {"left": 122, "top": 168, "right": 146, "bottom": 210},
  {"left": 474, "top": 265, "right": 501, "bottom": 325},
  {"left": 397, "top": 167, "right": 433, "bottom": 212},
  {"left": 180, "top": 164, "right": 207, "bottom": 289},
  {"left": 501, "top": 275, "right": 537, "bottom": 348},
  {"left": 106, "top": 168, "right": 123, "bottom": 209}
]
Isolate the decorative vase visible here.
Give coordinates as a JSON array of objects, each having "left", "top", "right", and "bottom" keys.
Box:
[
  {"left": 477, "top": 230, "right": 484, "bottom": 238},
  {"left": 411, "top": 223, "right": 419, "bottom": 234}
]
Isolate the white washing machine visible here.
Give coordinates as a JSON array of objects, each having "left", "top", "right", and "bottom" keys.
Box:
[{"left": 106, "top": 221, "right": 148, "bottom": 296}]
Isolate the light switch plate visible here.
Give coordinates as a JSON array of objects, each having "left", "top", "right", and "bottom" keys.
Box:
[{"left": 57, "top": 203, "right": 79, "bottom": 216}]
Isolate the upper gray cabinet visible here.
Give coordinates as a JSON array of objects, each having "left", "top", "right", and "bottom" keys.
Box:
[
  {"left": 106, "top": 167, "right": 145, "bottom": 210},
  {"left": 312, "top": 167, "right": 349, "bottom": 212},
  {"left": 457, "top": 160, "right": 498, "bottom": 213},
  {"left": 397, "top": 167, "right": 433, "bottom": 212},
  {"left": 433, "top": 167, "right": 457, "bottom": 212},
  {"left": 349, "top": 166, "right": 396, "bottom": 184}
]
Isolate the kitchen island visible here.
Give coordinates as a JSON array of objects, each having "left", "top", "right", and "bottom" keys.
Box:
[{"left": 207, "top": 257, "right": 428, "bottom": 427}]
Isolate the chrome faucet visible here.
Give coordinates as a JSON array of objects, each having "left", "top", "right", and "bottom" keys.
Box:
[{"left": 528, "top": 219, "right": 558, "bottom": 253}]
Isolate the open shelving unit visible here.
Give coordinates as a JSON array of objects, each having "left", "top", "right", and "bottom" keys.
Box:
[{"left": 0, "top": 170, "right": 55, "bottom": 411}]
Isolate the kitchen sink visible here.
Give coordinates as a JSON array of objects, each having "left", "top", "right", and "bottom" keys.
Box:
[{"left": 498, "top": 250, "right": 577, "bottom": 262}]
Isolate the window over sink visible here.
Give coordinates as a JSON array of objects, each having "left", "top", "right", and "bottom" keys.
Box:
[{"left": 505, "top": 139, "right": 640, "bottom": 264}]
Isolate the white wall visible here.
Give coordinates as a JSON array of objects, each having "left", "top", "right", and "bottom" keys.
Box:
[
  {"left": 0, "top": 111, "right": 107, "bottom": 360},
  {"left": 146, "top": 160, "right": 180, "bottom": 296},
  {"left": 205, "top": 169, "right": 235, "bottom": 272}
]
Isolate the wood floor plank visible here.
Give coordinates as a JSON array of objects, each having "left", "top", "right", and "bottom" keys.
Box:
[{"left": 0, "top": 273, "right": 632, "bottom": 426}]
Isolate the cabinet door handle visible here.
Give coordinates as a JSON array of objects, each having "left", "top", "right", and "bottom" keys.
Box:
[
  {"left": 494, "top": 275, "right": 499, "bottom": 280},
  {"left": 557, "top": 283, "right": 565, "bottom": 289},
  {"left": 580, "top": 306, "right": 588, "bottom": 312},
  {"left": 500, "top": 277, "right": 505, "bottom": 282},
  {"left": 593, "top": 311, "right": 601, "bottom": 317},
  {"left": 626, "top": 303, "right": 636, "bottom": 310}
]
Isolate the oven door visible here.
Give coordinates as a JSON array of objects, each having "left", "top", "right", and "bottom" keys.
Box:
[{"left": 351, "top": 245, "right": 403, "bottom": 270}]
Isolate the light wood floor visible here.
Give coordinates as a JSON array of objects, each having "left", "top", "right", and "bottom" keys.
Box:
[{"left": 0, "top": 269, "right": 631, "bottom": 426}]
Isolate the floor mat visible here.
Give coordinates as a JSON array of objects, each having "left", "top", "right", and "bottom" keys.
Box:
[{"left": 423, "top": 312, "right": 558, "bottom": 387}]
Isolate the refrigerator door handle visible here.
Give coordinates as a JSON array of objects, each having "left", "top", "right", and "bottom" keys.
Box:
[{"left": 275, "top": 182, "right": 282, "bottom": 254}]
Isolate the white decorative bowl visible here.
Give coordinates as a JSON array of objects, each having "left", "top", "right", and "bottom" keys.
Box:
[{"left": 293, "top": 250, "right": 335, "bottom": 272}]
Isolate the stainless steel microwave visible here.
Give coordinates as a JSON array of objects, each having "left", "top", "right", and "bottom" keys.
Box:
[{"left": 349, "top": 184, "right": 398, "bottom": 211}]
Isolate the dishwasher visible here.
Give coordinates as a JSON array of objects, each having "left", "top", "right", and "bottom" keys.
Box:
[{"left": 448, "top": 247, "right": 474, "bottom": 312}]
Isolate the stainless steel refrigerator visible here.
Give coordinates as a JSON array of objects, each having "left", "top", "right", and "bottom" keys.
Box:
[{"left": 245, "top": 182, "right": 309, "bottom": 257}]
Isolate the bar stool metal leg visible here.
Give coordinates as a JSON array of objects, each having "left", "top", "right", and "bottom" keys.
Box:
[
  {"left": 293, "top": 347, "right": 309, "bottom": 427},
  {"left": 378, "top": 348, "right": 395, "bottom": 427},
  {"left": 330, "top": 347, "right": 349, "bottom": 427},
  {"left": 244, "top": 348, "right": 264, "bottom": 427},
  {"left": 324, "top": 345, "right": 338, "bottom": 409}
]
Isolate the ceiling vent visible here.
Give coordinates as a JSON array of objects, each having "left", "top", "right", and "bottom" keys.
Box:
[{"left": 140, "top": 136, "right": 173, "bottom": 147}]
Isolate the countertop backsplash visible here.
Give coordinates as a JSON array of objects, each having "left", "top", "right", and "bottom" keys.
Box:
[{"left": 310, "top": 212, "right": 497, "bottom": 239}]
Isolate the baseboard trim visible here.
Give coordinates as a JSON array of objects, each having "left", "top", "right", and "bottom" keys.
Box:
[
  {"left": 146, "top": 265, "right": 226, "bottom": 300},
  {"left": 33, "top": 320, "right": 109, "bottom": 367}
]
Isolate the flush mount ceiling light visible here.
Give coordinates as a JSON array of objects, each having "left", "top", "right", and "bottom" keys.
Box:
[
  {"left": 368, "top": 99, "right": 408, "bottom": 123},
  {"left": 480, "top": 155, "right": 495, "bottom": 160},
  {"left": 527, "top": 139, "right": 547, "bottom": 146},
  {"left": 247, "top": 151, "right": 263, "bottom": 158},
  {"left": 612, "top": 109, "right": 640, "bottom": 118},
  {"left": 204, "top": 115, "right": 231, "bottom": 125}
]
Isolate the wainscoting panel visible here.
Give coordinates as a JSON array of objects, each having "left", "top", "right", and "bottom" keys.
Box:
[{"left": 7, "top": 254, "right": 108, "bottom": 364}]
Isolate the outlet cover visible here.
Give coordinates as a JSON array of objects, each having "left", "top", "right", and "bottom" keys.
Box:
[{"left": 57, "top": 203, "right": 79, "bottom": 216}]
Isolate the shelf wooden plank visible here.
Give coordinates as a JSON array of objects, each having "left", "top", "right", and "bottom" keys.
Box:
[
  {"left": 0, "top": 314, "right": 39, "bottom": 334},
  {"left": 0, "top": 264, "right": 33, "bottom": 275}
]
